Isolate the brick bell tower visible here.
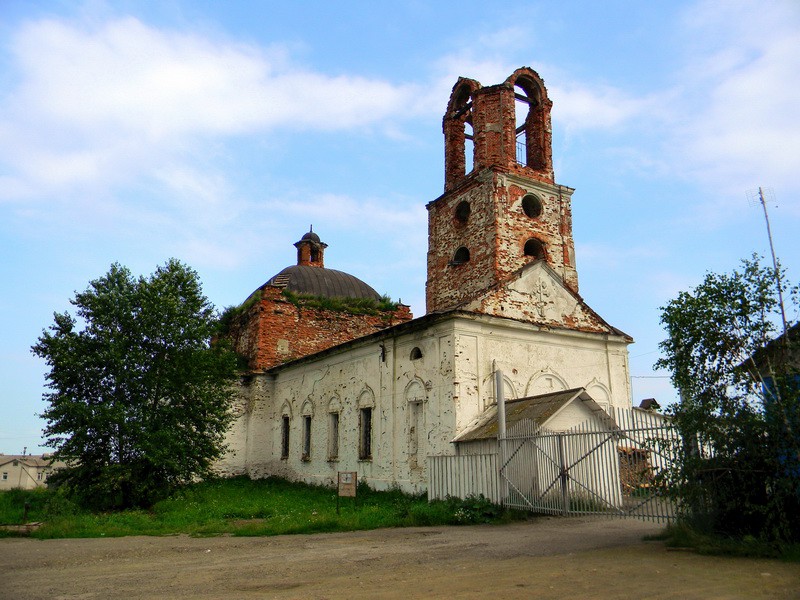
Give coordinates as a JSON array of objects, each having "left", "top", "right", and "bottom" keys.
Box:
[{"left": 426, "top": 67, "right": 579, "bottom": 313}]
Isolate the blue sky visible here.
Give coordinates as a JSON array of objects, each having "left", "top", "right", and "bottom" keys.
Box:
[{"left": 1, "top": 1, "right": 799, "bottom": 454}]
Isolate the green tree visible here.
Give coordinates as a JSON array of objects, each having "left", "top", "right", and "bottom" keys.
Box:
[
  {"left": 656, "top": 255, "right": 799, "bottom": 542},
  {"left": 32, "top": 260, "right": 239, "bottom": 510}
]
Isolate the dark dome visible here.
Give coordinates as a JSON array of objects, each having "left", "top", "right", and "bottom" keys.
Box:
[
  {"left": 300, "top": 230, "right": 320, "bottom": 242},
  {"left": 265, "top": 265, "right": 380, "bottom": 299}
]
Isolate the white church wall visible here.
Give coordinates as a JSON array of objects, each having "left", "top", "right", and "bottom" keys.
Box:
[
  {"left": 451, "top": 314, "right": 631, "bottom": 418},
  {"left": 220, "top": 312, "right": 630, "bottom": 493},
  {"left": 224, "top": 319, "right": 458, "bottom": 493},
  {"left": 213, "top": 392, "right": 249, "bottom": 477}
]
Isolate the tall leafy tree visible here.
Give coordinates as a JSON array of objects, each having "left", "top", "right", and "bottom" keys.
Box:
[
  {"left": 33, "top": 260, "right": 239, "bottom": 509},
  {"left": 656, "top": 255, "right": 799, "bottom": 542}
]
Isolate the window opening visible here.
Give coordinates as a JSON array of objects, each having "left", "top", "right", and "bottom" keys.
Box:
[
  {"left": 524, "top": 238, "right": 546, "bottom": 259},
  {"left": 328, "top": 412, "right": 340, "bottom": 460},
  {"left": 451, "top": 246, "right": 470, "bottom": 265},
  {"left": 281, "top": 416, "right": 290, "bottom": 459},
  {"left": 359, "top": 407, "right": 373, "bottom": 460},
  {"left": 410, "top": 347, "right": 423, "bottom": 360},
  {"left": 515, "top": 84, "right": 529, "bottom": 166},
  {"left": 514, "top": 78, "right": 545, "bottom": 169},
  {"left": 464, "top": 121, "right": 474, "bottom": 173},
  {"left": 454, "top": 201, "right": 471, "bottom": 224},
  {"left": 452, "top": 85, "right": 474, "bottom": 177},
  {"left": 522, "top": 194, "right": 542, "bottom": 218},
  {"left": 302, "top": 415, "right": 312, "bottom": 460}
]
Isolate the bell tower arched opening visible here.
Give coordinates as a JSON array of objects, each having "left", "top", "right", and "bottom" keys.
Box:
[
  {"left": 513, "top": 76, "right": 547, "bottom": 171},
  {"left": 443, "top": 78, "right": 480, "bottom": 192},
  {"left": 427, "top": 68, "right": 578, "bottom": 314}
]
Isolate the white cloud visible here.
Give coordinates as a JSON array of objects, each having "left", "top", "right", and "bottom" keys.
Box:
[
  {"left": 0, "top": 13, "right": 439, "bottom": 277},
  {"left": 549, "top": 82, "right": 653, "bottom": 131},
  {"left": 0, "top": 15, "right": 424, "bottom": 208},
  {"left": 671, "top": 1, "right": 800, "bottom": 200},
  {"left": 10, "top": 17, "right": 419, "bottom": 138},
  {"left": 429, "top": 46, "right": 649, "bottom": 135},
  {"left": 262, "top": 192, "right": 428, "bottom": 239}
]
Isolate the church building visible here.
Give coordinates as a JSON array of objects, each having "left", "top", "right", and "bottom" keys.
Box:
[{"left": 217, "top": 68, "right": 633, "bottom": 492}]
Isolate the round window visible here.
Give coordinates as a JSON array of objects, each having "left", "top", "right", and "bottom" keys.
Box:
[{"left": 522, "top": 194, "right": 543, "bottom": 218}]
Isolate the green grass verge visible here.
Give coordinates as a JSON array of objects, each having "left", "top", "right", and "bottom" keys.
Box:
[
  {"left": 648, "top": 523, "right": 800, "bottom": 562},
  {"left": 0, "top": 476, "right": 525, "bottom": 539}
]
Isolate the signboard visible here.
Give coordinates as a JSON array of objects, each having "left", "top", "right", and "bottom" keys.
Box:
[{"left": 338, "top": 471, "right": 357, "bottom": 497}]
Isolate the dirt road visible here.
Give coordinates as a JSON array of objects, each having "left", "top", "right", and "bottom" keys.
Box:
[{"left": 4, "top": 518, "right": 798, "bottom": 599}]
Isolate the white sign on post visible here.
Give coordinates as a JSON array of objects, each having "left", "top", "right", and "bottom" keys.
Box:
[{"left": 338, "top": 471, "right": 357, "bottom": 497}]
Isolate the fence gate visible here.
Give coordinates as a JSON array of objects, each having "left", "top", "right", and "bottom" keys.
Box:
[{"left": 498, "top": 408, "right": 679, "bottom": 522}]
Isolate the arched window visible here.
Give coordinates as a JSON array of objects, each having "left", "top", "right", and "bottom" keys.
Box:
[
  {"left": 452, "top": 84, "right": 474, "bottom": 178},
  {"left": 454, "top": 201, "right": 471, "bottom": 224},
  {"left": 301, "top": 400, "right": 314, "bottom": 461},
  {"left": 525, "top": 370, "right": 568, "bottom": 397},
  {"left": 513, "top": 77, "right": 546, "bottom": 170},
  {"left": 444, "top": 79, "right": 479, "bottom": 190},
  {"left": 358, "top": 388, "right": 375, "bottom": 461},
  {"left": 405, "top": 380, "right": 426, "bottom": 468},
  {"left": 451, "top": 246, "right": 470, "bottom": 265},
  {"left": 327, "top": 396, "right": 341, "bottom": 461},
  {"left": 280, "top": 401, "right": 293, "bottom": 459},
  {"left": 410, "top": 347, "right": 423, "bottom": 360},
  {"left": 524, "top": 238, "right": 546, "bottom": 260},
  {"left": 464, "top": 121, "right": 474, "bottom": 173}
]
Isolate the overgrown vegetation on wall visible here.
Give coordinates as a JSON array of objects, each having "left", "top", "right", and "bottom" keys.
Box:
[
  {"left": 281, "top": 290, "right": 399, "bottom": 315},
  {"left": 217, "top": 290, "right": 262, "bottom": 336}
]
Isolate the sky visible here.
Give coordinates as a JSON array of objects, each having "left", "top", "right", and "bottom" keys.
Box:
[{"left": 1, "top": 0, "right": 799, "bottom": 454}]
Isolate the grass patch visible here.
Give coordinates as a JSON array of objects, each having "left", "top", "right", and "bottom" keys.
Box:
[
  {"left": 216, "top": 290, "right": 262, "bottom": 336},
  {"left": 0, "top": 476, "right": 524, "bottom": 539},
  {"left": 654, "top": 522, "right": 800, "bottom": 562},
  {"left": 281, "top": 291, "right": 399, "bottom": 316}
]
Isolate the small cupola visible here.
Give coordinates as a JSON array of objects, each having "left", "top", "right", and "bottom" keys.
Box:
[{"left": 294, "top": 226, "right": 328, "bottom": 267}]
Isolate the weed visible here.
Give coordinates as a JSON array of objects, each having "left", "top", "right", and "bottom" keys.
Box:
[
  {"left": 1, "top": 476, "right": 522, "bottom": 539},
  {"left": 658, "top": 522, "right": 800, "bottom": 561},
  {"left": 281, "top": 290, "right": 399, "bottom": 315}
]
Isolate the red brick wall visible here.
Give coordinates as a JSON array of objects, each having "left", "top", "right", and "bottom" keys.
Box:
[
  {"left": 427, "top": 68, "right": 578, "bottom": 314},
  {"left": 426, "top": 172, "right": 578, "bottom": 313},
  {"left": 228, "top": 286, "right": 413, "bottom": 371},
  {"left": 443, "top": 69, "right": 555, "bottom": 193}
]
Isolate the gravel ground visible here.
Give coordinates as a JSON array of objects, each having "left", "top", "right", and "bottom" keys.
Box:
[{"left": 4, "top": 517, "right": 799, "bottom": 599}]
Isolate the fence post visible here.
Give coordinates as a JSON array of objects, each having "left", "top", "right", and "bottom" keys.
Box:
[
  {"left": 558, "top": 433, "right": 569, "bottom": 516},
  {"left": 495, "top": 365, "right": 507, "bottom": 506}
]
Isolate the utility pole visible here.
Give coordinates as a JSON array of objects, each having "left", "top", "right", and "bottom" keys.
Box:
[{"left": 755, "top": 187, "right": 789, "bottom": 339}]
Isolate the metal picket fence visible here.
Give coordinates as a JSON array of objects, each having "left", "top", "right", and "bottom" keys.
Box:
[{"left": 429, "top": 407, "right": 679, "bottom": 523}]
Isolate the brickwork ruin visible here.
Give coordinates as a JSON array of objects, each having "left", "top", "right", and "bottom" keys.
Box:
[
  {"left": 427, "top": 67, "right": 579, "bottom": 314},
  {"left": 225, "top": 231, "right": 412, "bottom": 372}
]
